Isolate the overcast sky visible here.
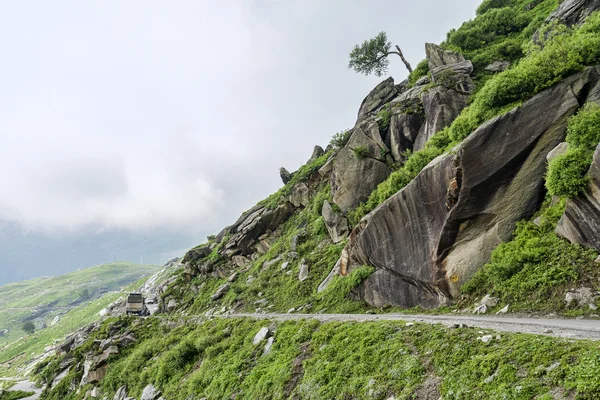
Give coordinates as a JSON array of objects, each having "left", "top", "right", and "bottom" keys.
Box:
[{"left": 0, "top": 0, "right": 480, "bottom": 284}]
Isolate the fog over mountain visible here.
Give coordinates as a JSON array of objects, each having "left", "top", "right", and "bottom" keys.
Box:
[{"left": 0, "top": 0, "right": 479, "bottom": 285}]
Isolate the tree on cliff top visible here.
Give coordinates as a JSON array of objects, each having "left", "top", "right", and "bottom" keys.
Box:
[{"left": 348, "top": 31, "right": 412, "bottom": 76}]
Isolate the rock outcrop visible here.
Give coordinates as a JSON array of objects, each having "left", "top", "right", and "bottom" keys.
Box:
[
  {"left": 322, "top": 200, "right": 350, "bottom": 243},
  {"left": 331, "top": 43, "right": 474, "bottom": 213},
  {"left": 222, "top": 203, "right": 294, "bottom": 257},
  {"left": 425, "top": 43, "right": 465, "bottom": 70},
  {"left": 556, "top": 143, "right": 600, "bottom": 251},
  {"left": 331, "top": 120, "right": 393, "bottom": 213},
  {"left": 328, "top": 66, "right": 600, "bottom": 308},
  {"left": 485, "top": 61, "right": 511, "bottom": 72},
  {"left": 280, "top": 167, "right": 292, "bottom": 184},
  {"left": 308, "top": 145, "right": 325, "bottom": 163},
  {"left": 357, "top": 77, "right": 398, "bottom": 120},
  {"left": 546, "top": 0, "right": 600, "bottom": 26}
]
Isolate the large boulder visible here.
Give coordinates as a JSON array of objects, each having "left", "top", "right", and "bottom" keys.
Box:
[
  {"left": 357, "top": 77, "right": 399, "bottom": 120},
  {"left": 222, "top": 203, "right": 294, "bottom": 257},
  {"left": 415, "top": 85, "right": 470, "bottom": 151},
  {"left": 181, "top": 244, "right": 211, "bottom": 265},
  {"left": 322, "top": 200, "right": 350, "bottom": 243},
  {"left": 288, "top": 182, "right": 311, "bottom": 208},
  {"left": 425, "top": 43, "right": 465, "bottom": 70},
  {"left": 546, "top": 0, "right": 600, "bottom": 26},
  {"left": 280, "top": 167, "right": 293, "bottom": 184},
  {"left": 307, "top": 145, "right": 325, "bottom": 163},
  {"left": 429, "top": 60, "right": 473, "bottom": 84},
  {"left": 331, "top": 121, "right": 392, "bottom": 213},
  {"left": 556, "top": 142, "right": 600, "bottom": 251},
  {"left": 327, "top": 66, "right": 600, "bottom": 308},
  {"left": 141, "top": 384, "right": 162, "bottom": 400}
]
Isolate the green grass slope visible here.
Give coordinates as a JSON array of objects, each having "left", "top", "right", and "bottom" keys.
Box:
[
  {"left": 0, "top": 262, "right": 160, "bottom": 375},
  {"left": 36, "top": 315, "right": 600, "bottom": 400}
]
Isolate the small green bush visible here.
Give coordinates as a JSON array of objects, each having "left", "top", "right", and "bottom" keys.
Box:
[
  {"left": 566, "top": 103, "right": 600, "bottom": 150},
  {"left": 22, "top": 322, "right": 35, "bottom": 334},
  {"left": 375, "top": 106, "right": 392, "bottom": 131},
  {"left": 546, "top": 148, "right": 593, "bottom": 197},
  {"left": 546, "top": 103, "right": 600, "bottom": 197},
  {"left": 476, "top": 0, "right": 512, "bottom": 16},
  {"left": 329, "top": 129, "right": 352, "bottom": 149},
  {"left": 407, "top": 59, "right": 429, "bottom": 87},
  {"left": 448, "top": 7, "right": 532, "bottom": 52},
  {"left": 352, "top": 146, "right": 370, "bottom": 160}
]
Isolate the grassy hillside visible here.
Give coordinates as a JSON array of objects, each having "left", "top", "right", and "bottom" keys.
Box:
[
  {"left": 0, "top": 262, "right": 158, "bottom": 310},
  {"left": 0, "top": 262, "right": 160, "bottom": 375},
  {"left": 37, "top": 315, "right": 600, "bottom": 400}
]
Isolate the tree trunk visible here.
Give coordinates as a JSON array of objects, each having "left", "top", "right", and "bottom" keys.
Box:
[{"left": 394, "top": 45, "right": 412, "bottom": 73}]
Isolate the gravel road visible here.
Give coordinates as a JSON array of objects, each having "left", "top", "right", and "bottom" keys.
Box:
[
  {"left": 6, "top": 380, "right": 42, "bottom": 400},
  {"left": 220, "top": 313, "right": 600, "bottom": 341}
]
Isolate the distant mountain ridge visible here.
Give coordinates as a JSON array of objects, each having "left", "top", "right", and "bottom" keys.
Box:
[{"left": 0, "top": 262, "right": 160, "bottom": 350}]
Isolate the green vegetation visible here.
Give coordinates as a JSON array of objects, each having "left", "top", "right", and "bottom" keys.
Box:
[
  {"left": 36, "top": 315, "right": 600, "bottom": 399},
  {"left": 462, "top": 199, "right": 599, "bottom": 313},
  {"left": 0, "top": 390, "right": 35, "bottom": 400},
  {"left": 21, "top": 322, "right": 34, "bottom": 335},
  {"left": 547, "top": 103, "right": 600, "bottom": 197},
  {"left": 349, "top": 10, "right": 600, "bottom": 222},
  {"left": 407, "top": 59, "right": 429, "bottom": 87},
  {"left": 329, "top": 129, "right": 351, "bottom": 150},
  {"left": 375, "top": 105, "right": 392, "bottom": 131},
  {"left": 1, "top": 292, "right": 123, "bottom": 376},
  {"left": 447, "top": 11, "right": 600, "bottom": 144},
  {"left": 299, "top": 322, "right": 423, "bottom": 399},
  {"left": 546, "top": 148, "right": 594, "bottom": 197},
  {"left": 446, "top": 0, "right": 559, "bottom": 89},
  {"left": 348, "top": 32, "right": 412, "bottom": 77},
  {"left": 566, "top": 103, "right": 600, "bottom": 149},
  {"left": 352, "top": 146, "right": 370, "bottom": 160}
]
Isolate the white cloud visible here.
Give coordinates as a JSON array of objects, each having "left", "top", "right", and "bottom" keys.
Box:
[{"left": 0, "top": 0, "right": 479, "bottom": 236}]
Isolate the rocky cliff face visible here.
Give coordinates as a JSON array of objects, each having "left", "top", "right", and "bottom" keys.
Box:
[
  {"left": 337, "top": 66, "right": 600, "bottom": 308},
  {"left": 331, "top": 44, "right": 474, "bottom": 214},
  {"left": 547, "top": 0, "right": 600, "bottom": 26}
]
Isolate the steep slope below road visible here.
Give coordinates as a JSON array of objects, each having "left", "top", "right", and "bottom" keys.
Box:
[{"left": 223, "top": 313, "right": 600, "bottom": 341}]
